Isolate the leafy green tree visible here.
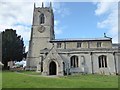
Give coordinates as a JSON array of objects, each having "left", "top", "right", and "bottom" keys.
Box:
[
  {"left": 2, "top": 29, "right": 25, "bottom": 69},
  {"left": 23, "top": 52, "right": 28, "bottom": 59}
]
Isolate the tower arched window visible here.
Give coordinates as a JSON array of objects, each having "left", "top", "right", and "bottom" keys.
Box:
[
  {"left": 70, "top": 55, "right": 78, "bottom": 68},
  {"left": 40, "top": 13, "right": 45, "bottom": 24},
  {"left": 98, "top": 55, "right": 107, "bottom": 68}
]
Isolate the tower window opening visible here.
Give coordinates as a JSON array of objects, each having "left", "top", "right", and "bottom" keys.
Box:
[{"left": 40, "top": 13, "right": 45, "bottom": 24}]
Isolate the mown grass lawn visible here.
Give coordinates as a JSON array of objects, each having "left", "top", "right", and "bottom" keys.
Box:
[{"left": 2, "top": 71, "right": 118, "bottom": 88}]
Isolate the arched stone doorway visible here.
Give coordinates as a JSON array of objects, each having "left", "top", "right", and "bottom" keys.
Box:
[{"left": 49, "top": 61, "right": 57, "bottom": 75}]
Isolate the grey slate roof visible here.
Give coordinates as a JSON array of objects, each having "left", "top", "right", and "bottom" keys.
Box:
[
  {"left": 112, "top": 43, "right": 120, "bottom": 48},
  {"left": 50, "top": 37, "right": 112, "bottom": 42}
]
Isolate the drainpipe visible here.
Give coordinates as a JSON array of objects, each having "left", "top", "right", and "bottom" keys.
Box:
[
  {"left": 90, "top": 52, "right": 94, "bottom": 74},
  {"left": 113, "top": 52, "right": 117, "bottom": 75}
]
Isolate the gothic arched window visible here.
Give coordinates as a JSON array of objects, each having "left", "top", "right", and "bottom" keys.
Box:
[
  {"left": 70, "top": 55, "right": 78, "bottom": 68},
  {"left": 98, "top": 55, "right": 107, "bottom": 68},
  {"left": 40, "top": 13, "right": 45, "bottom": 24}
]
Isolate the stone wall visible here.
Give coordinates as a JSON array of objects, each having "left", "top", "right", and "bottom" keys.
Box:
[
  {"left": 54, "top": 40, "right": 112, "bottom": 49},
  {"left": 58, "top": 49, "right": 118, "bottom": 75},
  {"left": 27, "top": 6, "right": 54, "bottom": 68}
]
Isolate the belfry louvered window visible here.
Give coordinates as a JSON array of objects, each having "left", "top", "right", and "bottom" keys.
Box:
[{"left": 40, "top": 13, "right": 45, "bottom": 24}]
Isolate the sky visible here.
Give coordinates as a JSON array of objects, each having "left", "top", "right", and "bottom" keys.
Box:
[{"left": 0, "top": 0, "right": 119, "bottom": 52}]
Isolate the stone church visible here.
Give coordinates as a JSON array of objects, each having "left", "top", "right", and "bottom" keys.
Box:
[{"left": 26, "top": 3, "right": 119, "bottom": 76}]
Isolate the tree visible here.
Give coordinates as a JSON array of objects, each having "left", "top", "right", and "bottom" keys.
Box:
[
  {"left": 23, "top": 52, "right": 28, "bottom": 59},
  {"left": 2, "top": 29, "right": 24, "bottom": 69}
]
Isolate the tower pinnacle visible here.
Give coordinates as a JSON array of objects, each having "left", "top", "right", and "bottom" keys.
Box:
[
  {"left": 34, "top": 2, "right": 36, "bottom": 11},
  {"left": 50, "top": 2, "right": 52, "bottom": 8},
  {"left": 42, "top": 2, "right": 44, "bottom": 7}
]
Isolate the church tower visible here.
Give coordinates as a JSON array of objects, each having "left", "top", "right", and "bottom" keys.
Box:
[{"left": 27, "top": 2, "right": 55, "bottom": 68}]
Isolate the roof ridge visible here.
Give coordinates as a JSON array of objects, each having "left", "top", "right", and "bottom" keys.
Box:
[{"left": 50, "top": 37, "right": 111, "bottom": 42}]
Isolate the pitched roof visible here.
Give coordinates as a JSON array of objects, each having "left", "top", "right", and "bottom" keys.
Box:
[
  {"left": 50, "top": 37, "right": 112, "bottom": 42},
  {"left": 112, "top": 43, "right": 120, "bottom": 48}
]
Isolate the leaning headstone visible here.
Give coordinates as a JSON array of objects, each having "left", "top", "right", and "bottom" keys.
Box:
[
  {"left": 8, "top": 61, "right": 14, "bottom": 69},
  {"left": 36, "top": 64, "right": 41, "bottom": 72}
]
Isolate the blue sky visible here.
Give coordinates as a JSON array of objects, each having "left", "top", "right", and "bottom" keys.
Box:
[
  {"left": 0, "top": 1, "right": 118, "bottom": 52},
  {"left": 54, "top": 2, "right": 107, "bottom": 39},
  {"left": 53, "top": 2, "right": 118, "bottom": 42}
]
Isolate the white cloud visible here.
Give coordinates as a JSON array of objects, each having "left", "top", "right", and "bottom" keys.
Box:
[
  {"left": 53, "top": 3, "right": 70, "bottom": 35},
  {"left": 0, "top": 1, "right": 68, "bottom": 52},
  {"left": 54, "top": 20, "right": 63, "bottom": 35},
  {"left": 54, "top": 20, "right": 59, "bottom": 26},
  {"left": 94, "top": 0, "right": 119, "bottom": 15},
  {"left": 0, "top": 1, "right": 34, "bottom": 52},
  {"left": 95, "top": 0, "right": 118, "bottom": 43},
  {"left": 25, "top": 45, "right": 29, "bottom": 52},
  {"left": 54, "top": 26, "right": 63, "bottom": 35},
  {"left": 53, "top": 2, "right": 70, "bottom": 18}
]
